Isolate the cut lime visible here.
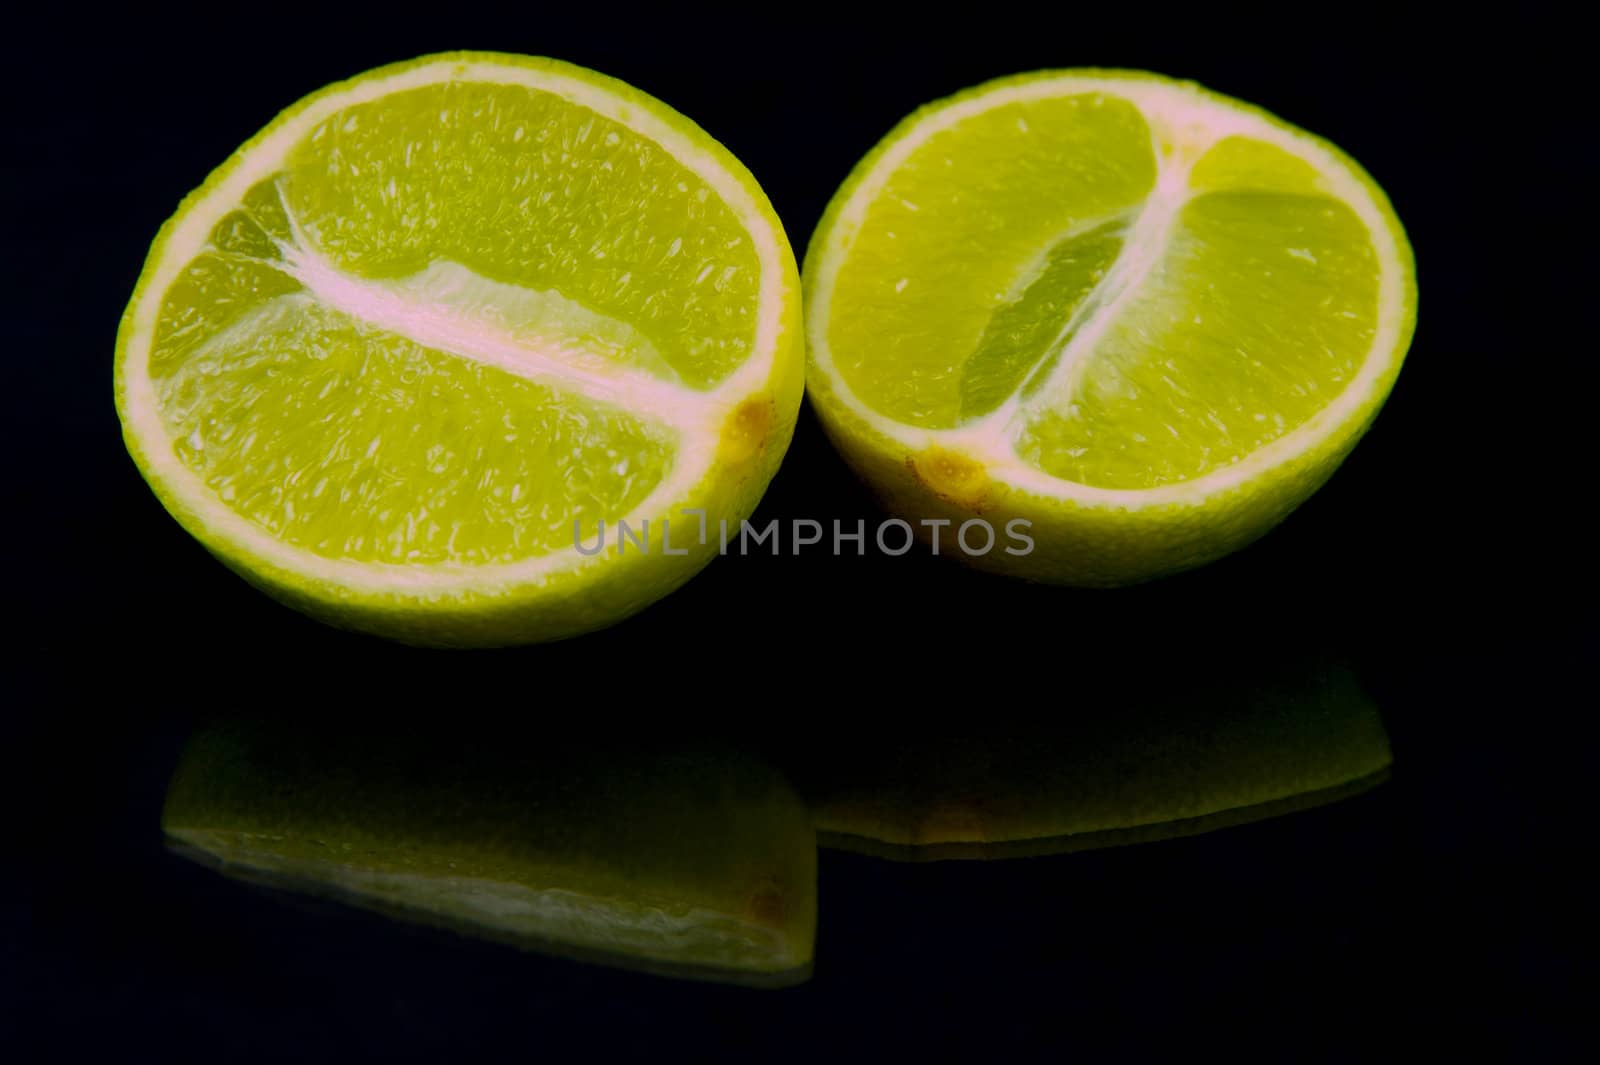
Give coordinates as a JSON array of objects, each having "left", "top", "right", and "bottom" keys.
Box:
[
  {"left": 804, "top": 70, "right": 1416, "bottom": 584},
  {"left": 116, "top": 53, "right": 803, "bottom": 645},
  {"left": 164, "top": 720, "right": 817, "bottom": 985}
]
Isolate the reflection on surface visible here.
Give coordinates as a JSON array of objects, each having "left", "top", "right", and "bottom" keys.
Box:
[
  {"left": 163, "top": 720, "right": 816, "bottom": 986},
  {"left": 163, "top": 653, "right": 1390, "bottom": 981},
  {"left": 779, "top": 656, "right": 1391, "bottom": 860}
]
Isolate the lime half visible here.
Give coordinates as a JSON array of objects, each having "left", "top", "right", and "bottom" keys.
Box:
[
  {"left": 804, "top": 70, "right": 1416, "bottom": 584},
  {"left": 116, "top": 53, "right": 803, "bottom": 645}
]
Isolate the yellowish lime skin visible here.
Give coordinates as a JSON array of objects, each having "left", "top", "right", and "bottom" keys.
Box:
[
  {"left": 115, "top": 53, "right": 804, "bottom": 645},
  {"left": 803, "top": 70, "right": 1417, "bottom": 586}
]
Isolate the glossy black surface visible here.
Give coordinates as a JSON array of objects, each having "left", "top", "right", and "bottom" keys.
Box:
[{"left": 5, "top": 10, "right": 1584, "bottom": 1061}]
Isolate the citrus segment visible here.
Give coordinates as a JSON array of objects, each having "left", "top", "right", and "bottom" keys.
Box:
[
  {"left": 826, "top": 93, "right": 1156, "bottom": 428},
  {"left": 1015, "top": 189, "right": 1381, "bottom": 488},
  {"left": 156, "top": 297, "right": 672, "bottom": 564}
]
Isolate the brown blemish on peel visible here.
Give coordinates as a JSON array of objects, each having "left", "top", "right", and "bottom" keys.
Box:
[
  {"left": 908, "top": 446, "right": 996, "bottom": 510},
  {"left": 718, "top": 396, "right": 774, "bottom": 465}
]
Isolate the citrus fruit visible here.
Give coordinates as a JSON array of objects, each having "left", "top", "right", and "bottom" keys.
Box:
[
  {"left": 784, "top": 657, "right": 1390, "bottom": 860},
  {"left": 804, "top": 70, "right": 1416, "bottom": 584},
  {"left": 115, "top": 53, "right": 803, "bottom": 645},
  {"left": 164, "top": 719, "right": 817, "bottom": 985}
]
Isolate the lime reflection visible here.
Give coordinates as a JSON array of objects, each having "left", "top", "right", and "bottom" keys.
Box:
[
  {"left": 163, "top": 718, "right": 816, "bottom": 986},
  {"left": 781, "top": 654, "right": 1391, "bottom": 861}
]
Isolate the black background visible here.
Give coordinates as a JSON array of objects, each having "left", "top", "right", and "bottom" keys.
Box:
[{"left": 3, "top": 9, "right": 1587, "bottom": 1062}]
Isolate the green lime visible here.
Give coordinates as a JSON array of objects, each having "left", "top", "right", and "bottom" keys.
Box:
[
  {"left": 116, "top": 53, "right": 803, "bottom": 645},
  {"left": 804, "top": 70, "right": 1416, "bottom": 584}
]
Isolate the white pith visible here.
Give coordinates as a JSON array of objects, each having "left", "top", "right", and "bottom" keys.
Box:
[
  {"left": 283, "top": 238, "right": 711, "bottom": 433},
  {"left": 807, "top": 75, "right": 1411, "bottom": 507},
  {"left": 121, "top": 57, "right": 787, "bottom": 598}
]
